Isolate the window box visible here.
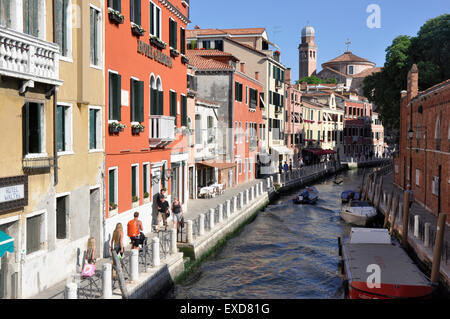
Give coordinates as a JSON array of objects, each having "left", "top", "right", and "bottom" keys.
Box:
[
  {"left": 150, "top": 35, "right": 167, "bottom": 49},
  {"left": 108, "top": 8, "right": 124, "bottom": 24},
  {"left": 109, "top": 122, "right": 126, "bottom": 134},
  {"left": 109, "top": 202, "right": 118, "bottom": 211},
  {"left": 170, "top": 47, "right": 180, "bottom": 57},
  {"left": 132, "top": 196, "right": 139, "bottom": 205},
  {"left": 131, "top": 123, "right": 145, "bottom": 134},
  {"left": 181, "top": 54, "right": 189, "bottom": 64},
  {"left": 131, "top": 22, "right": 146, "bottom": 37}
]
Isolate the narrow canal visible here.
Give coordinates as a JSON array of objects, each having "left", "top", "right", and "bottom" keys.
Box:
[{"left": 167, "top": 168, "right": 373, "bottom": 299}]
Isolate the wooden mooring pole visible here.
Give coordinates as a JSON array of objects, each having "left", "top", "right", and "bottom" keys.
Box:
[
  {"left": 383, "top": 192, "right": 393, "bottom": 229},
  {"left": 401, "top": 191, "right": 411, "bottom": 248},
  {"left": 431, "top": 213, "right": 447, "bottom": 285},
  {"left": 390, "top": 195, "right": 399, "bottom": 236}
]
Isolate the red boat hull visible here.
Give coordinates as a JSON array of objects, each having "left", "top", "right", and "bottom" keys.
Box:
[{"left": 348, "top": 281, "right": 433, "bottom": 299}]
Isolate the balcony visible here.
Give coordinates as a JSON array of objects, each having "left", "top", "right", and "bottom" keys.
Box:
[
  {"left": 0, "top": 27, "right": 62, "bottom": 87},
  {"left": 149, "top": 115, "right": 175, "bottom": 148},
  {"left": 22, "top": 157, "right": 54, "bottom": 174}
]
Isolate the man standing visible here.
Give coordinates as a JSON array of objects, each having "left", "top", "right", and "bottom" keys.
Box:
[
  {"left": 406, "top": 184, "right": 414, "bottom": 208},
  {"left": 157, "top": 195, "right": 170, "bottom": 232},
  {"left": 127, "top": 212, "right": 144, "bottom": 250},
  {"left": 283, "top": 161, "right": 289, "bottom": 173}
]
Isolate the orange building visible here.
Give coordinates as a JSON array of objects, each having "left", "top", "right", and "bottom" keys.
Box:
[{"left": 105, "top": 0, "right": 190, "bottom": 235}]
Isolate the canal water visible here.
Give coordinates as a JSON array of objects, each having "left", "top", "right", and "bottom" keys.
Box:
[{"left": 168, "top": 168, "right": 372, "bottom": 299}]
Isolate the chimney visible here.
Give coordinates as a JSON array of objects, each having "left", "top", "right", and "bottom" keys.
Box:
[
  {"left": 255, "top": 71, "right": 259, "bottom": 81},
  {"left": 194, "top": 25, "right": 200, "bottom": 29},
  {"left": 240, "top": 62, "right": 245, "bottom": 73},
  {"left": 407, "top": 64, "right": 419, "bottom": 101},
  {"left": 285, "top": 68, "right": 292, "bottom": 84}
]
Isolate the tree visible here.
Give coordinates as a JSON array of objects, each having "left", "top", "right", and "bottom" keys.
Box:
[
  {"left": 297, "top": 75, "right": 324, "bottom": 84},
  {"left": 363, "top": 14, "right": 450, "bottom": 131}
]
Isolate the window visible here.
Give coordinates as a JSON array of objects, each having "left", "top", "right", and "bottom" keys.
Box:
[
  {"left": 207, "top": 116, "right": 214, "bottom": 143},
  {"left": 130, "top": 0, "right": 141, "bottom": 25},
  {"left": 0, "top": 0, "right": 11, "bottom": 28},
  {"left": 432, "top": 176, "right": 439, "bottom": 196},
  {"left": 150, "top": 76, "right": 164, "bottom": 116},
  {"left": 26, "top": 213, "right": 44, "bottom": 255},
  {"left": 235, "top": 82, "right": 243, "bottom": 102},
  {"left": 23, "top": 0, "right": 41, "bottom": 38},
  {"left": 249, "top": 88, "right": 258, "bottom": 109},
  {"left": 89, "top": 107, "right": 102, "bottom": 150},
  {"left": 202, "top": 40, "right": 211, "bottom": 49},
  {"left": 180, "top": 27, "right": 186, "bottom": 55},
  {"left": 22, "top": 102, "right": 44, "bottom": 156},
  {"left": 56, "top": 195, "right": 68, "bottom": 240},
  {"left": 108, "top": 168, "right": 118, "bottom": 209},
  {"left": 149, "top": 1, "right": 161, "bottom": 38},
  {"left": 108, "top": 72, "right": 121, "bottom": 121},
  {"left": 348, "top": 65, "right": 355, "bottom": 75},
  {"left": 181, "top": 94, "right": 187, "bottom": 126},
  {"left": 415, "top": 169, "right": 420, "bottom": 186},
  {"left": 130, "top": 78, "right": 144, "bottom": 123},
  {"left": 131, "top": 165, "right": 139, "bottom": 201},
  {"left": 54, "top": 0, "right": 71, "bottom": 57},
  {"left": 245, "top": 86, "right": 248, "bottom": 105},
  {"left": 169, "top": 18, "right": 177, "bottom": 49},
  {"left": 56, "top": 104, "right": 72, "bottom": 153},
  {"left": 214, "top": 40, "right": 223, "bottom": 51},
  {"left": 90, "top": 6, "right": 101, "bottom": 66},
  {"left": 108, "top": 0, "right": 121, "bottom": 11},
  {"left": 195, "top": 115, "right": 202, "bottom": 145},
  {"left": 170, "top": 90, "right": 177, "bottom": 124}
]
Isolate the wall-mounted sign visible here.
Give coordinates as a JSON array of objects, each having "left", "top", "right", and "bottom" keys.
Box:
[
  {"left": 138, "top": 40, "right": 173, "bottom": 68},
  {"left": 0, "top": 176, "right": 28, "bottom": 213},
  {"left": 121, "top": 90, "right": 129, "bottom": 107}
]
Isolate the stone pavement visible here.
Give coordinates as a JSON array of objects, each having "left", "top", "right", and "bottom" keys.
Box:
[
  {"left": 382, "top": 172, "right": 450, "bottom": 245},
  {"left": 185, "top": 179, "right": 262, "bottom": 221}
]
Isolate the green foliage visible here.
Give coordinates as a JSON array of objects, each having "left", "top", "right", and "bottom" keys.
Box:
[
  {"left": 298, "top": 76, "right": 324, "bottom": 84},
  {"left": 363, "top": 14, "right": 450, "bottom": 131}
]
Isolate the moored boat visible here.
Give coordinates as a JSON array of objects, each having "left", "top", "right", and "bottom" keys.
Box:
[
  {"left": 294, "top": 186, "right": 319, "bottom": 204},
  {"left": 341, "top": 190, "right": 360, "bottom": 203},
  {"left": 338, "top": 228, "right": 433, "bottom": 299},
  {"left": 340, "top": 200, "right": 377, "bottom": 226}
]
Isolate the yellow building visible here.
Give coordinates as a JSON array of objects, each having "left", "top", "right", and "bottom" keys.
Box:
[{"left": 0, "top": 0, "right": 105, "bottom": 298}]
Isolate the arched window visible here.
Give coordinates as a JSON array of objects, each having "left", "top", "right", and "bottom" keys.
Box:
[{"left": 435, "top": 116, "right": 441, "bottom": 139}]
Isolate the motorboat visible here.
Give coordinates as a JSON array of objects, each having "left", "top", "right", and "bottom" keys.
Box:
[
  {"left": 340, "top": 200, "right": 377, "bottom": 226},
  {"left": 294, "top": 186, "right": 319, "bottom": 204},
  {"left": 341, "top": 190, "right": 360, "bottom": 203},
  {"left": 338, "top": 228, "right": 433, "bottom": 299}
]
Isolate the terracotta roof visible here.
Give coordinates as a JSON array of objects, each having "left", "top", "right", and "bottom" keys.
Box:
[
  {"left": 187, "top": 27, "right": 266, "bottom": 38},
  {"left": 324, "top": 51, "right": 374, "bottom": 65},
  {"left": 353, "top": 67, "right": 383, "bottom": 78},
  {"left": 187, "top": 49, "right": 239, "bottom": 61},
  {"left": 196, "top": 97, "right": 220, "bottom": 107},
  {"left": 186, "top": 50, "right": 234, "bottom": 70}
]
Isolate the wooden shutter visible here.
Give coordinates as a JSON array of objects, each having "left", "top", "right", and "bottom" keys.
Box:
[
  {"left": 158, "top": 90, "right": 164, "bottom": 115},
  {"left": 181, "top": 95, "right": 187, "bottom": 126},
  {"left": 149, "top": 2, "right": 154, "bottom": 35},
  {"left": 113, "top": 74, "right": 122, "bottom": 121},
  {"left": 89, "top": 109, "right": 96, "bottom": 149},
  {"left": 131, "top": 167, "right": 136, "bottom": 197},
  {"left": 130, "top": 79, "right": 136, "bottom": 122},
  {"left": 109, "top": 170, "right": 115, "bottom": 204},
  {"left": 138, "top": 81, "right": 144, "bottom": 122},
  {"left": 22, "top": 103, "right": 29, "bottom": 156},
  {"left": 180, "top": 28, "right": 185, "bottom": 55},
  {"left": 170, "top": 91, "right": 177, "bottom": 125},
  {"left": 56, "top": 105, "right": 65, "bottom": 152},
  {"left": 151, "top": 88, "right": 157, "bottom": 115},
  {"left": 173, "top": 21, "right": 177, "bottom": 50},
  {"left": 143, "top": 165, "right": 148, "bottom": 194}
]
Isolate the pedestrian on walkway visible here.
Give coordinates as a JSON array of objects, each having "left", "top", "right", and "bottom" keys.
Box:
[
  {"left": 110, "top": 223, "right": 124, "bottom": 258},
  {"left": 172, "top": 197, "right": 184, "bottom": 232},
  {"left": 127, "top": 212, "right": 144, "bottom": 250},
  {"left": 157, "top": 188, "right": 167, "bottom": 208},
  {"left": 289, "top": 160, "right": 293, "bottom": 172},
  {"left": 157, "top": 195, "right": 170, "bottom": 232},
  {"left": 406, "top": 184, "right": 414, "bottom": 208},
  {"left": 279, "top": 162, "right": 283, "bottom": 174},
  {"left": 299, "top": 157, "right": 304, "bottom": 169},
  {"left": 284, "top": 161, "right": 289, "bottom": 173}
]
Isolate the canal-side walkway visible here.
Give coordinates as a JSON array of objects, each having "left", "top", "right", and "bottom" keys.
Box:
[
  {"left": 370, "top": 171, "right": 450, "bottom": 288},
  {"left": 30, "top": 162, "right": 345, "bottom": 299}
]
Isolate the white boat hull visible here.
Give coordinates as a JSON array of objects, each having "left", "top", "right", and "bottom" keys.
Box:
[{"left": 340, "top": 210, "right": 374, "bottom": 226}]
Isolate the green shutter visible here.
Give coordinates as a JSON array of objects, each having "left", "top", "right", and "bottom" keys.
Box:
[
  {"left": 138, "top": 81, "right": 144, "bottom": 122},
  {"left": 149, "top": 2, "right": 154, "bottom": 35},
  {"left": 89, "top": 109, "right": 96, "bottom": 149},
  {"left": 170, "top": 91, "right": 177, "bottom": 125},
  {"left": 181, "top": 95, "right": 187, "bottom": 126},
  {"left": 56, "top": 105, "right": 65, "bottom": 152},
  {"left": 22, "top": 103, "right": 29, "bottom": 156},
  {"left": 130, "top": 79, "right": 135, "bottom": 122},
  {"left": 143, "top": 165, "right": 148, "bottom": 194},
  {"left": 180, "top": 28, "right": 185, "bottom": 55},
  {"left": 114, "top": 74, "right": 121, "bottom": 121},
  {"left": 156, "top": 7, "right": 160, "bottom": 38},
  {"left": 173, "top": 21, "right": 177, "bottom": 50},
  {"left": 131, "top": 166, "right": 136, "bottom": 197},
  {"left": 158, "top": 90, "right": 164, "bottom": 115},
  {"left": 151, "top": 88, "right": 157, "bottom": 115},
  {"left": 109, "top": 170, "right": 115, "bottom": 204}
]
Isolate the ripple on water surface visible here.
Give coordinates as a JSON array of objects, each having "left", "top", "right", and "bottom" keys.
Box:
[{"left": 171, "top": 169, "right": 369, "bottom": 299}]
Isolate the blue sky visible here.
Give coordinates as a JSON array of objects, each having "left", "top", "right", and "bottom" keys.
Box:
[{"left": 188, "top": 0, "right": 449, "bottom": 81}]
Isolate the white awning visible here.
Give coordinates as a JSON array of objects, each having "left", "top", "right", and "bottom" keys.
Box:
[{"left": 271, "top": 145, "right": 293, "bottom": 155}]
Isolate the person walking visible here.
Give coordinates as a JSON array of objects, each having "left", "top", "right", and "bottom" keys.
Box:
[
  {"left": 289, "top": 160, "right": 293, "bottom": 172},
  {"left": 279, "top": 162, "right": 283, "bottom": 174},
  {"left": 127, "top": 212, "right": 144, "bottom": 250},
  {"left": 172, "top": 198, "right": 184, "bottom": 232},
  {"left": 283, "top": 161, "right": 289, "bottom": 173},
  {"left": 406, "top": 184, "right": 414, "bottom": 208},
  {"left": 157, "top": 195, "right": 170, "bottom": 231},
  {"left": 110, "top": 223, "right": 124, "bottom": 258}
]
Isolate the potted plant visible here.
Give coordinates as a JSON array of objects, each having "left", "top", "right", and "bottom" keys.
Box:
[
  {"left": 181, "top": 54, "right": 189, "bottom": 64},
  {"left": 170, "top": 47, "right": 180, "bottom": 57},
  {"left": 131, "top": 22, "right": 146, "bottom": 36},
  {"left": 132, "top": 196, "right": 139, "bottom": 203},
  {"left": 150, "top": 35, "right": 167, "bottom": 49},
  {"left": 109, "top": 122, "right": 126, "bottom": 134},
  {"left": 109, "top": 202, "right": 117, "bottom": 210},
  {"left": 131, "top": 123, "right": 145, "bottom": 134},
  {"left": 143, "top": 192, "right": 150, "bottom": 199},
  {"left": 108, "top": 8, "right": 124, "bottom": 24}
]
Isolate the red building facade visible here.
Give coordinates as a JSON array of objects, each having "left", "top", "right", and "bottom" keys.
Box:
[
  {"left": 394, "top": 65, "right": 449, "bottom": 219},
  {"left": 105, "top": 0, "right": 189, "bottom": 234}
]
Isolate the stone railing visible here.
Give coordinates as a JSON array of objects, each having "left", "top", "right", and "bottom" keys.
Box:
[
  {"left": 149, "top": 115, "right": 175, "bottom": 148},
  {"left": 0, "top": 26, "right": 61, "bottom": 86}
]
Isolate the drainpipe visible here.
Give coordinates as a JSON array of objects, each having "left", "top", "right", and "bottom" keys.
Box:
[{"left": 53, "top": 87, "right": 58, "bottom": 186}]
